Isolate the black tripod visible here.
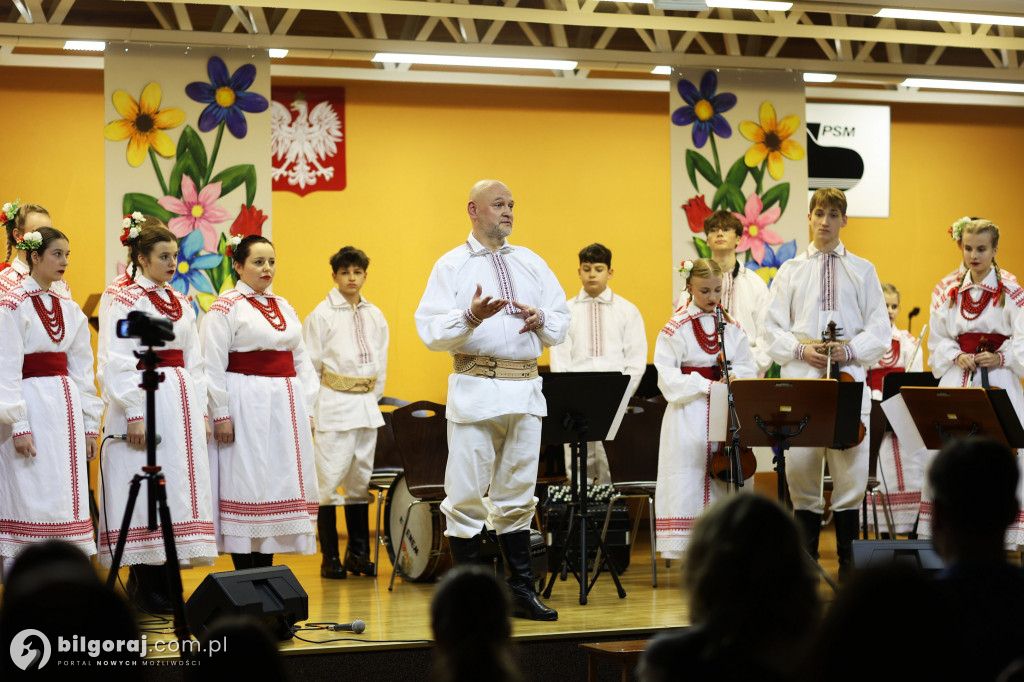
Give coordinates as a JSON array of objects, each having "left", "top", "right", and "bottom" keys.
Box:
[{"left": 104, "top": 344, "right": 191, "bottom": 652}]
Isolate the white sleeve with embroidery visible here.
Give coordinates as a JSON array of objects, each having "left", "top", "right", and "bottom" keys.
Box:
[{"left": 199, "top": 305, "right": 233, "bottom": 422}]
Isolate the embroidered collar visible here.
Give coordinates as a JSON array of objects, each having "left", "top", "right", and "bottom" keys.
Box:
[
  {"left": 958, "top": 267, "right": 999, "bottom": 293},
  {"left": 237, "top": 281, "right": 275, "bottom": 298},
  {"left": 11, "top": 258, "right": 28, "bottom": 275},
  {"left": 465, "top": 232, "right": 513, "bottom": 256},
  {"left": 686, "top": 301, "right": 714, "bottom": 318},
  {"left": 328, "top": 287, "right": 367, "bottom": 308},
  {"left": 807, "top": 241, "right": 847, "bottom": 258},
  {"left": 134, "top": 274, "right": 172, "bottom": 292},
  {"left": 575, "top": 286, "right": 614, "bottom": 304}
]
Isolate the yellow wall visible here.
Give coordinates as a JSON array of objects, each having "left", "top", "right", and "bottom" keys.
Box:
[{"left": 3, "top": 67, "right": 1024, "bottom": 403}]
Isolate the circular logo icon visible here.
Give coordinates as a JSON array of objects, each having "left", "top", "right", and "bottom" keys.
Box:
[{"left": 10, "top": 629, "right": 51, "bottom": 671}]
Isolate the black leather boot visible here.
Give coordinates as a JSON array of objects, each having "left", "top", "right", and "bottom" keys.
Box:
[
  {"left": 498, "top": 530, "right": 557, "bottom": 622},
  {"left": 127, "top": 564, "right": 173, "bottom": 614},
  {"left": 318, "top": 505, "right": 347, "bottom": 579},
  {"left": 343, "top": 503, "right": 376, "bottom": 576},
  {"left": 448, "top": 534, "right": 483, "bottom": 566},
  {"left": 834, "top": 509, "right": 860, "bottom": 583},
  {"left": 793, "top": 510, "right": 822, "bottom": 561}
]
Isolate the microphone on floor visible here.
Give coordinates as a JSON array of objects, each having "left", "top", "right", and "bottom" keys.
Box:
[
  {"left": 328, "top": 620, "right": 366, "bottom": 634},
  {"left": 108, "top": 434, "right": 162, "bottom": 445}
]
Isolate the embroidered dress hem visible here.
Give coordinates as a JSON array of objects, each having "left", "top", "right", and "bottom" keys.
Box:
[
  {"left": 0, "top": 518, "right": 96, "bottom": 558},
  {"left": 96, "top": 520, "right": 218, "bottom": 568},
  {"left": 220, "top": 532, "right": 317, "bottom": 555}
]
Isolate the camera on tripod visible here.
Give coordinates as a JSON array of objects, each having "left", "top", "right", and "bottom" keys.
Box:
[{"left": 117, "top": 311, "right": 175, "bottom": 347}]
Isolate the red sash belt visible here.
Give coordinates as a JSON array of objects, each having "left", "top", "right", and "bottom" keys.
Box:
[
  {"left": 136, "top": 349, "right": 185, "bottom": 370},
  {"left": 867, "top": 366, "right": 905, "bottom": 393},
  {"left": 681, "top": 365, "right": 722, "bottom": 381},
  {"left": 227, "top": 350, "right": 296, "bottom": 377},
  {"left": 23, "top": 352, "right": 68, "bottom": 378},
  {"left": 957, "top": 333, "right": 1008, "bottom": 354}
]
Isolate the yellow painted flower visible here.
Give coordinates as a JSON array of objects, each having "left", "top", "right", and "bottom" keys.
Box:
[
  {"left": 103, "top": 82, "right": 185, "bottom": 167},
  {"left": 740, "top": 102, "right": 805, "bottom": 180}
]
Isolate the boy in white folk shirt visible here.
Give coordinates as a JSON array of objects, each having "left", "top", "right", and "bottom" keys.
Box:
[
  {"left": 549, "top": 243, "right": 647, "bottom": 484},
  {"left": 303, "top": 246, "right": 389, "bottom": 579}
]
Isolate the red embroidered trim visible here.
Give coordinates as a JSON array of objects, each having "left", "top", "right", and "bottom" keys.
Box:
[
  {"left": 61, "top": 376, "right": 81, "bottom": 520},
  {"left": 172, "top": 367, "right": 199, "bottom": 519},
  {"left": 127, "top": 416, "right": 143, "bottom": 423},
  {"left": 286, "top": 377, "right": 306, "bottom": 498},
  {"left": 220, "top": 498, "right": 308, "bottom": 516}
]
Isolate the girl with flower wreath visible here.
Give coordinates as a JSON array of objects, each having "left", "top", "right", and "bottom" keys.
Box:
[
  {"left": 653, "top": 257, "right": 756, "bottom": 558},
  {"left": 0, "top": 227, "right": 102, "bottom": 572},
  {"left": 921, "top": 219, "right": 1024, "bottom": 545},
  {"left": 97, "top": 219, "right": 218, "bottom": 613},
  {"left": 930, "top": 216, "right": 1017, "bottom": 311},
  {"left": 0, "top": 200, "right": 70, "bottom": 298},
  {"left": 862, "top": 282, "right": 925, "bottom": 537},
  {"left": 199, "top": 235, "right": 319, "bottom": 570}
]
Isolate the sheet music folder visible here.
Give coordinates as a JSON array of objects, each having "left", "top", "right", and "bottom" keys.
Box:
[
  {"left": 731, "top": 379, "right": 839, "bottom": 448},
  {"left": 887, "top": 387, "right": 1024, "bottom": 450}
]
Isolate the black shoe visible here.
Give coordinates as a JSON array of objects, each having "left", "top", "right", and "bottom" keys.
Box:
[
  {"left": 498, "top": 530, "right": 557, "bottom": 622},
  {"left": 127, "top": 565, "right": 173, "bottom": 614},
  {"left": 834, "top": 509, "right": 859, "bottom": 583},
  {"left": 448, "top": 534, "right": 483, "bottom": 566},
  {"left": 318, "top": 505, "right": 347, "bottom": 579},
  {"left": 231, "top": 553, "right": 254, "bottom": 570},
  {"left": 342, "top": 504, "right": 375, "bottom": 576},
  {"left": 793, "top": 510, "right": 822, "bottom": 561},
  {"left": 252, "top": 552, "right": 274, "bottom": 568}
]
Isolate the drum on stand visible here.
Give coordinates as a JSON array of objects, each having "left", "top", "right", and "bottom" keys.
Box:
[{"left": 383, "top": 473, "right": 451, "bottom": 582}]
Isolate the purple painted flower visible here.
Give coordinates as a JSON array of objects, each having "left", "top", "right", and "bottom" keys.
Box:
[
  {"left": 671, "top": 70, "right": 737, "bottom": 148},
  {"left": 185, "top": 56, "right": 269, "bottom": 139}
]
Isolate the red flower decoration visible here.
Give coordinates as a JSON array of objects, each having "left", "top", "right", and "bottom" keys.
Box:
[
  {"left": 230, "top": 204, "right": 268, "bottom": 238},
  {"left": 119, "top": 226, "right": 131, "bottom": 246},
  {"left": 682, "top": 195, "right": 713, "bottom": 234}
]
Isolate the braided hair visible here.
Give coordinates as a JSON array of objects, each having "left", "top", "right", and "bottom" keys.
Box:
[
  {"left": 126, "top": 218, "right": 176, "bottom": 281},
  {"left": 5, "top": 203, "right": 50, "bottom": 264},
  {"left": 24, "top": 227, "right": 69, "bottom": 274}
]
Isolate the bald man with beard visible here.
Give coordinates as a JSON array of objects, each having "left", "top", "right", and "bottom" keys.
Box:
[{"left": 415, "top": 180, "right": 569, "bottom": 621}]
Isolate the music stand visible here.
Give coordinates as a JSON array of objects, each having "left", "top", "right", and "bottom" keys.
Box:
[
  {"left": 731, "top": 379, "right": 839, "bottom": 507},
  {"left": 539, "top": 371, "right": 631, "bottom": 605},
  {"left": 881, "top": 372, "right": 938, "bottom": 432},
  {"left": 896, "top": 387, "right": 1024, "bottom": 449}
]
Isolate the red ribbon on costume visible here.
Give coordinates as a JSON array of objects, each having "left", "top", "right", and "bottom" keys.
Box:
[
  {"left": 680, "top": 364, "right": 722, "bottom": 381},
  {"left": 227, "top": 350, "right": 296, "bottom": 377},
  {"left": 135, "top": 349, "right": 185, "bottom": 370},
  {"left": 957, "top": 333, "right": 1008, "bottom": 354},
  {"left": 22, "top": 352, "right": 68, "bottom": 378},
  {"left": 867, "top": 366, "right": 905, "bottom": 393}
]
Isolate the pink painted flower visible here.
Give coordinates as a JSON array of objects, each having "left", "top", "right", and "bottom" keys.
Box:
[
  {"left": 159, "top": 176, "right": 233, "bottom": 252},
  {"left": 734, "top": 193, "right": 783, "bottom": 264}
]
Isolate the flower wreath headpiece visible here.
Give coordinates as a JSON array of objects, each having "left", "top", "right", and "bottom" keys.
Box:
[
  {"left": 15, "top": 231, "right": 43, "bottom": 251},
  {"left": 948, "top": 216, "right": 970, "bottom": 242},
  {"left": 2, "top": 198, "right": 21, "bottom": 229},
  {"left": 225, "top": 234, "right": 243, "bottom": 259},
  {"left": 677, "top": 259, "right": 695, "bottom": 280},
  {"left": 120, "top": 212, "right": 145, "bottom": 246}
]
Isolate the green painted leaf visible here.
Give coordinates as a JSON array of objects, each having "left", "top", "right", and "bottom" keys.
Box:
[
  {"left": 693, "top": 236, "right": 711, "bottom": 258},
  {"left": 725, "top": 156, "right": 748, "bottom": 189},
  {"left": 713, "top": 183, "right": 745, "bottom": 213},
  {"left": 761, "top": 183, "right": 790, "bottom": 213},
  {"left": 685, "top": 149, "right": 699, "bottom": 192},
  {"left": 175, "top": 126, "right": 208, "bottom": 180},
  {"left": 122, "top": 193, "right": 173, "bottom": 223},
  {"left": 210, "top": 164, "right": 257, "bottom": 206},
  {"left": 208, "top": 232, "right": 235, "bottom": 293},
  {"left": 169, "top": 154, "right": 202, "bottom": 199}
]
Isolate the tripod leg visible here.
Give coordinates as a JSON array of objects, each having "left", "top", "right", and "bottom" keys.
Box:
[
  {"left": 152, "top": 473, "right": 192, "bottom": 647},
  {"left": 105, "top": 474, "right": 145, "bottom": 589}
]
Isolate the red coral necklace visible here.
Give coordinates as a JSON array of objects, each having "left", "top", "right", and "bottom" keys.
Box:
[
  {"left": 691, "top": 314, "right": 720, "bottom": 354},
  {"left": 959, "top": 287, "right": 994, "bottom": 321},
  {"left": 147, "top": 288, "right": 183, "bottom": 321},
  {"left": 247, "top": 295, "right": 287, "bottom": 331},
  {"left": 33, "top": 293, "right": 65, "bottom": 344}
]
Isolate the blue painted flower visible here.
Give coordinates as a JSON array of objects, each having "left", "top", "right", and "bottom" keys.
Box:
[
  {"left": 171, "top": 229, "right": 222, "bottom": 296},
  {"left": 185, "top": 56, "right": 269, "bottom": 139},
  {"left": 671, "top": 70, "right": 737, "bottom": 148},
  {"left": 746, "top": 239, "right": 797, "bottom": 288}
]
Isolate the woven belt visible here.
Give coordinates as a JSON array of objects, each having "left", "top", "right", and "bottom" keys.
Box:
[
  {"left": 322, "top": 370, "right": 376, "bottom": 394},
  {"left": 453, "top": 354, "right": 539, "bottom": 380}
]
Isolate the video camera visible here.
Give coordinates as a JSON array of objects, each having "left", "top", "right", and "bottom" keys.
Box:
[{"left": 116, "top": 311, "right": 175, "bottom": 347}]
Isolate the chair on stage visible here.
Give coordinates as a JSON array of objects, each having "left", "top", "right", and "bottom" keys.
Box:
[
  {"left": 596, "top": 397, "right": 665, "bottom": 588},
  {"left": 369, "top": 396, "right": 411, "bottom": 576},
  {"left": 388, "top": 400, "right": 450, "bottom": 591}
]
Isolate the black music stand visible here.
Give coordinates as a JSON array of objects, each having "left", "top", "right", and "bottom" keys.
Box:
[
  {"left": 882, "top": 372, "right": 938, "bottom": 432},
  {"left": 540, "top": 371, "right": 631, "bottom": 605},
  {"left": 897, "top": 387, "right": 1024, "bottom": 449}
]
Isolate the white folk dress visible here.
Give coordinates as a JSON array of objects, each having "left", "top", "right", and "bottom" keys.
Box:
[
  {"left": 863, "top": 325, "right": 925, "bottom": 534},
  {"left": 97, "top": 275, "right": 218, "bottom": 567},
  {"left": 201, "top": 282, "right": 319, "bottom": 555},
  {"left": 302, "top": 290, "right": 389, "bottom": 505},
  {"left": 0, "top": 277, "right": 101, "bottom": 557},
  {"left": 654, "top": 302, "right": 756, "bottom": 558},
  {"left": 920, "top": 269, "right": 1024, "bottom": 545}
]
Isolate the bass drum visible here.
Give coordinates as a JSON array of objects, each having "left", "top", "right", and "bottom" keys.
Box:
[{"left": 383, "top": 473, "right": 451, "bottom": 582}]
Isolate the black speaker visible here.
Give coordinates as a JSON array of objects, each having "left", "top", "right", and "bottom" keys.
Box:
[
  {"left": 185, "top": 566, "right": 308, "bottom": 641},
  {"left": 851, "top": 539, "right": 945, "bottom": 573}
]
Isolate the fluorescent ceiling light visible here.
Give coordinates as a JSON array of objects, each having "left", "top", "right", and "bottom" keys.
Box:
[
  {"left": 372, "top": 53, "right": 577, "bottom": 70},
  {"left": 901, "top": 78, "right": 1024, "bottom": 93},
  {"left": 269, "top": 48, "right": 289, "bottom": 59},
  {"left": 64, "top": 40, "right": 105, "bottom": 51},
  {"left": 597, "top": 0, "right": 653, "bottom": 3},
  {"left": 803, "top": 72, "right": 837, "bottom": 83},
  {"left": 876, "top": 8, "right": 1024, "bottom": 27},
  {"left": 706, "top": 0, "right": 792, "bottom": 10},
  {"left": 651, "top": 65, "right": 672, "bottom": 75}
]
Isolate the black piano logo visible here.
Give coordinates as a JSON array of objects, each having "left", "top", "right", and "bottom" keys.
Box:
[{"left": 806, "top": 122, "right": 865, "bottom": 191}]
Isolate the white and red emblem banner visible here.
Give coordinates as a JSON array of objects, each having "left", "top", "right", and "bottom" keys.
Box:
[{"left": 270, "top": 87, "right": 346, "bottom": 196}]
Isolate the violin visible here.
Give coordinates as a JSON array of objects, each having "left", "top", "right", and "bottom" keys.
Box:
[
  {"left": 709, "top": 346, "right": 757, "bottom": 483},
  {"left": 823, "top": 321, "right": 866, "bottom": 445}
]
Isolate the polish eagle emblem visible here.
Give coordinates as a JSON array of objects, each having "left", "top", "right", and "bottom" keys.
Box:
[{"left": 270, "top": 93, "right": 343, "bottom": 191}]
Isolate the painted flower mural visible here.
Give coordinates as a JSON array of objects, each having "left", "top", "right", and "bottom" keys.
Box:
[
  {"left": 673, "top": 69, "right": 802, "bottom": 281},
  {"left": 105, "top": 55, "right": 269, "bottom": 315}
]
